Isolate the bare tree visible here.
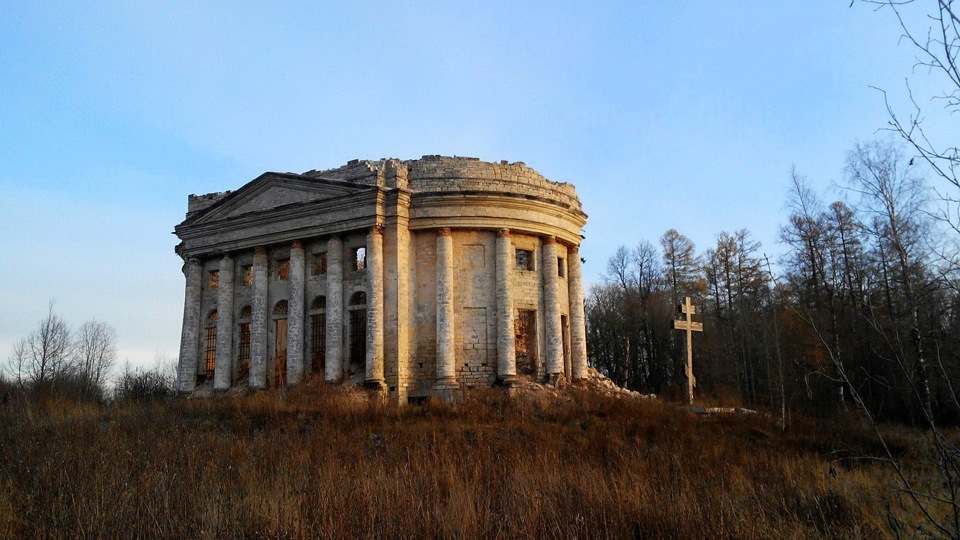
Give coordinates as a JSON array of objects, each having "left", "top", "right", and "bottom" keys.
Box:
[
  {"left": 6, "top": 301, "right": 73, "bottom": 389},
  {"left": 73, "top": 320, "right": 117, "bottom": 399},
  {"left": 861, "top": 0, "right": 960, "bottom": 232},
  {"left": 845, "top": 139, "right": 935, "bottom": 418}
]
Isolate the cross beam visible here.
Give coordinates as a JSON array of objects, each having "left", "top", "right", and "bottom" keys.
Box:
[{"left": 673, "top": 296, "right": 703, "bottom": 404}]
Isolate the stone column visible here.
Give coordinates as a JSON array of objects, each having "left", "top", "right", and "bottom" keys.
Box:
[
  {"left": 176, "top": 258, "right": 202, "bottom": 393},
  {"left": 250, "top": 247, "right": 269, "bottom": 389},
  {"left": 214, "top": 254, "right": 234, "bottom": 390},
  {"left": 568, "top": 245, "right": 588, "bottom": 381},
  {"left": 325, "top": 236, "right": 344, "bottom": 382},
  {"left": 435, "top": 228, "right": 458, "bottom": 389},
  {"left": 365, "top": 226, "right": 386, "bottom": 387},
  {"left": 542, "top": 236, "right": 564, "bottom": 384},
  {"left": 495, "top": 229, "right": 517, "bottom": 384},
  {"left": 287, "top": 240, "right": 306, "bottom": 386}
]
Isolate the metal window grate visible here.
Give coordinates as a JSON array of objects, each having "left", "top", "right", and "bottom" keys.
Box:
[
  {"left": 204, "top": 327, "right": 217, "bottom": 374},
  {"left": 311, "top": 314, "right": 326, "bottom": 373},
  {"left": 238, "top": 323, "right": 251, "bottom": 376},
  {"left": 350, "top": 309, "right": 367, "bottom": 366}
]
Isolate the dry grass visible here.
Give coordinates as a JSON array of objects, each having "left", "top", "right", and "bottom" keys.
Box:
[{"left": 0, "top": 383, "right": 941, "bottom": 539}]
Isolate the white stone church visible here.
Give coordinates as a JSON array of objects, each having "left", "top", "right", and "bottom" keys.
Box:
[{"left": 174, "top": 156, "right": 588, "bottom": 404}]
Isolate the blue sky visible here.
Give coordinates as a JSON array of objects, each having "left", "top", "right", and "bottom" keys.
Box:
[{"left": 0, "top": 1, "right": 948, "bottom": 369}]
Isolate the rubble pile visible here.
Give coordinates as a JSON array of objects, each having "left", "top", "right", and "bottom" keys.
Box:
[{"left": 512, "top": 367, "right": 655, "bottom": 400}]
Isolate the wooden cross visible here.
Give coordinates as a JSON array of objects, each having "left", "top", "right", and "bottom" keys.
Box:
[{"left": 673, "top": 296, "right": 703, "bottom": 405}]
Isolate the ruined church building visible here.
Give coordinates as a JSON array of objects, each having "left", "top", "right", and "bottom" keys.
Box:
[{"left": 174, "top": 156, "right": 588, "bottom": 404}]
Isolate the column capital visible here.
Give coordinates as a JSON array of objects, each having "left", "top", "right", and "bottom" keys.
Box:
[
  {"left": 497, "top": 228, "right": 511, "bottom": 238},
  {"left": 438, "top": 227, "right": 452, "bottom": 237},
  {"left": 182, "top": 258, "right": 201, "bottom": 275},
  {"left": 291, "top": 240, "right": 303, "bottom": 250},
  {"left": 568, "top": 244, "right": 580, "bottom": 254},
  {"left": 543, "top": 235, "right": 557, "bottom": 245},
  {"left": 370, "top": 225, "right": 384, "bottom": 236},
  {"left": 254, "top": 246, "right": 266, "bottom": 256}
]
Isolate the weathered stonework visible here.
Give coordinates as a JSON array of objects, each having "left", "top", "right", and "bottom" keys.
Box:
[
  {"left": 213, "top": 254, "right": 234, "bottom": 390},
  {"left": 174, "top": 156, "right": 588, "bottom": 404}
]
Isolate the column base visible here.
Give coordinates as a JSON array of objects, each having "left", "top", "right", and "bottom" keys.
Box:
[
  {"left": 546, "top": 373, "right": 567, "bottom": 388},
  {"left": 497, "top": 374, "right": 519, "bottom": 387},
  {"left": 364, "top": 378, "right": 387, "bottom": 390},
  {"left": 433, "top": 378, "right": 460, "bottom": 403},
  {"left": 433, "top": 377, "right": 459, "bottom": 389}
]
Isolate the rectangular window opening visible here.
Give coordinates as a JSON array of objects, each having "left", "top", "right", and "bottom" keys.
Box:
[
  {"left": 277, "top": 259, "right": 290, "bottom": 280},
  {"left": 312, "top": 252, "right": 328, "bottom": 276},
  {"left": 515, "top": 249, "right": 534, "bottom": 271},
  {"left": 558, "top": 257, "right": 566, "bottom": 278},
  {"left": 209, "top": 270, "right": 219, "bottom": 289},
  {"left": 354, "top": 247, "right": 367, "bottom": 271},
  {"left": 243, "top": 265, "right": 254, "bottom": 286}
]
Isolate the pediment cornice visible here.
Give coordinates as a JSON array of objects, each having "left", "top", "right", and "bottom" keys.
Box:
[{"left": 183, "top": 173, "right": 375, "bottom": 226}]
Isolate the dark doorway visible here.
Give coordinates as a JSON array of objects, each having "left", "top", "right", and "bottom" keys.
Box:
[
  {"left": 311, "top": 313, "right": 326, "bottom": 374},
  {"left": 274, "top": 318, "right": 287, "bottom": 388},
  {"left": 515, "top": 309, "right": 537, "bottom": 375},
  {"left": 273, "top": 300, "right": 288, "bottom": 388},
  {"left": 349, "top": 291, "right": 367, "bottom": 375}
]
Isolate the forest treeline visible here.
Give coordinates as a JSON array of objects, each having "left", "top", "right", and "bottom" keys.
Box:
[{"left": 587, "top": 139, "right": 960, "bottom": 425}]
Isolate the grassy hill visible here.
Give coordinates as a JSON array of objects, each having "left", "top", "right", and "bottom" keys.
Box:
[{"left": 0, "top": 382, "right": 945, "bottom": 538}]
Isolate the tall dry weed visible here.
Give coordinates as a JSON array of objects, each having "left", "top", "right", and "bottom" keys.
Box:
[{"left": 0, "top": 383, "right": 934, "bottom": 538}]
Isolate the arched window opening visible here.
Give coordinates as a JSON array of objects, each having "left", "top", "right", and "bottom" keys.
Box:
[
  {"left": 349, "top": 291, "right": 367, "bottom": 306},
  {"left": 273, "top": 300, "right": 289, "bottom": 318},
  {"left": 311, "top": 296, "right": 327, "bottom": 312},
  {"left": 239, "top": 305, "right": 252, "bottom": 320}
]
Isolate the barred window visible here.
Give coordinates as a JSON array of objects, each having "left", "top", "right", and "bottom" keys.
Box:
[
  {"left": 311, "top": 314, "right": 326, "bottom": 373},
  {"left": 204, "top": 310, "right": 218, "bottom": 374},
  {"left": 350, "top": 309, "right": 366, "bottom": 366},
  {"left": 237, "top": 323, "right": 251, "bottom": 376}
]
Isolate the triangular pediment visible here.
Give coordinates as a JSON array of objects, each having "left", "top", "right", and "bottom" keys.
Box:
[{"left": 188, "top": 173, "right": 372, "bottom": 224}]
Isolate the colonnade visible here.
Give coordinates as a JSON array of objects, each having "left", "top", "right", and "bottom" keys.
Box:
[
  {"left": 430, "top": 228, "right": 588, "bottom": 389},
  {"left": 176, "top": 227, "right": 589, "bottom": 394}
]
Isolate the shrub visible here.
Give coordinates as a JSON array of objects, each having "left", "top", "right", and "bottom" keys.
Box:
[{"left": 113, "top": 365, "right": 174, "bottom": 402}]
